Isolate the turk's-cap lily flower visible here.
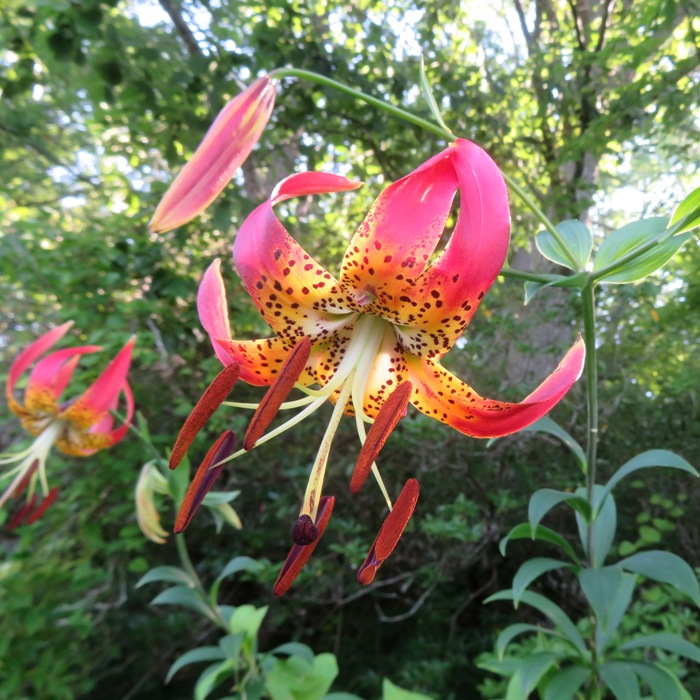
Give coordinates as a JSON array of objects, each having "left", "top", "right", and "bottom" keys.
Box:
[
  {"left": 150, "top": 75, "right": 277, "bottom": 234},
  {"left": 1, "top": 322, "right": 135, "bottom": 527},
  {"left": 173, "top": 139, "right": 585, "bottom": 594}
]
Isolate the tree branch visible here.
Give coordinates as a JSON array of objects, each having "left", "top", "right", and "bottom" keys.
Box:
[{"left": 158, "top": 0, "right": 203, "bottom": 57}]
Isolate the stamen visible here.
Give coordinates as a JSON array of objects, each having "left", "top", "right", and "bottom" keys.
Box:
[
  {"left": 7, "top": 494, "right": 38, "bottom": 530},
  {"left": 26, "top": 487, "right": 60, "bottom": 524},
  {"left": 170, "top": 362, "right": 241, "bottom": 469},
  {"left": 291, "top": 514, "right": 318, "bottom": 545},
  {"left": 354, "top": 415, "right": 393, "bottom": 510},
  {"left": 299, "top": 371, "right": 355, "bottom": 522},
  {"left": 211, "top": 394, "right": 328, "bottom": 468},
  {"left": 174, "top": 430, "right": 236, "bottom": 533},
  {"left": 357, "top": 478, "right": 420, "bottom": 586},
  {"left": 12, "top": 459, "right": 39, "bottom": 497},
  {"left": 274, "top": 495, "right": 334, "bottom": 597},
  {"left": 223, "top": 395, "right": 317, "bottom": 410},
  {"left": 351, "top": 381, "right": 413, "bottom": 494},
  {"left": 169, "top": 363, "right": 240, "bottom": 469},
  {"left": 243, "top": 337, "right": 311, "bottom": 450}
]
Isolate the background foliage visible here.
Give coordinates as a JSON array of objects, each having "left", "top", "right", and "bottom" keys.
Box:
[{"left": 1, "top": 0, "right": 699, "bottom": 698}]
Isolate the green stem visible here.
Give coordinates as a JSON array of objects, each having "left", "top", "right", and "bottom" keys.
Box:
[
  {"left": 581, "top": 282, "right": 600, "bottom": 683},
  {"left": 270, "top": 67, "right": 454, "bottom": 140},
  {"left": 175, "top": 533, "right": 228, "bottom": 630},
  {"left": 499, "top": 267, "right": 556, "bottom": 284},
  {"left": 581, "top": 284, "right": 599, "bottom": 511},
  {"left": 271, "top": 67, "right": 582, "bottom": 271}
]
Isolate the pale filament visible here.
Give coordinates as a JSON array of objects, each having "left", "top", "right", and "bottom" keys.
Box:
[{"left": 211, "top": 314, "right": 397, "bottom": 514}]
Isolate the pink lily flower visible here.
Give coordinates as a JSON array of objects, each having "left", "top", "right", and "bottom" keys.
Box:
[
  {"left": 173, "top": 139, "right": 585, "bottom": 593},
  {"left": 150, "top": 76, "right": 277, "bottom": 233},
  {"left": 1, "top": 322, "right": 135, "bottom": 527}
]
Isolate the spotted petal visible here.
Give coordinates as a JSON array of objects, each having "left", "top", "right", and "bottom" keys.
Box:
[
  {"left": 24, "top": 346, "right": 100, "bottom": 414},
  {"left": 60, "top": 337, "right": 135, "bottom": 430},
  {"left": 232, "top": 172, "right": 361, "bottom": 342},
  {"left": 406, "top": 336, "right": 585, "bottom": 438},
  {"left": 346, "top": 140, "right": 510, "bottom": 360},
  {"left": 6, "top": 322, "right": 74, "bottom": 411},
  {"left": 340, "top": 150, "right": 457, "bottom": 293}
]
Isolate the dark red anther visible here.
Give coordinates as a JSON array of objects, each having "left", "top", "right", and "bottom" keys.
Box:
[
  {"left": 174, "top": 430, "right": 236, "bottom": 533},
  {"left": 273, "top": 495, "right": 334, "bottom": 597},
  {"left": 243, "top": 337, "right": 312, "bottom": 451},
  {"left": 12, "top": 460, "right": 39, "bottom": 497},
  {"left": 357, "top": 478, "right": 419, "bottom": 585},
  {"left": 26, "top": 487, "right": 60, "bottom": 524},
  {"left": 6, "top": 494, "right": 38, "bottom": 530},
  {"left": 350, "top": 381, "right": 413, "bottom": 494},
  {"left": 169, "top": 363, "right": 240, "bottom": 470},
  {"left": 292, "top": 514, "right": 319, "bottom": 545}
]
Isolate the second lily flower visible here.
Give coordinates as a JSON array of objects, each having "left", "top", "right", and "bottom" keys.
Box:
[{"left": 173, "top": 139, "right": 585, "bottom": 594}]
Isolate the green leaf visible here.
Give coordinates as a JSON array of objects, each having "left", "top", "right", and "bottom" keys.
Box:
[
  {"left": 513, "top": 558, "right": 575, "bottom": 606},
  {"left": 216, "top": 556, "right": 265, "bottom": 581},
  {"left": 669, "top": 186, "right": 700, "bottom": 234},
  {"left": 529, "top": 489, "right": 591, "bottom": 531},
  {"left": 523, "top": 272, "right": 588, "bottom": 304},
  {"left": 592, "top": 216, "right": 691, "bottom": 284},
  {"left": 229, "top": 604, "right": 269, "bottom": 641},
  {"left": 618, "top": 550, "right": 700, "bottom": 606},
  {"left": 536, "top": 220, "right": 592, "bottom": 270},
  {"left": 272, "top": 642, "right": 315, "bottom": 662},
  {"left": 621, "top": 632, "right": 700, "bottom": 663},
  {"left": 496, "top": 623, "right": 550, "bottom": 660},
  {"left": 202, "top": 490, "right": 241, "bottom": 506},
  {"left": 136, "top": 565, "right": 197, "bottom": 589},
  {"left": 383, "top": 678, "right": 434, "bottom": 700},
  {"left": 194, "top": 660, "right": 234, "bottom": 700},
  {"left": 576, "top": 485, "right": 617, "bottom": 567},
  {"left": 150, "top": 586, "right": 217, "bottom": 622},
  {"left": 266, "top": 653, "right": 339, "bottom": 700},
  {"left": 542, "top": 665, "right": 590, "bottom": 700},
  {"left": 517, "top": 652, "right": 559, "bottom": 696},
  {"left": 599, "top": 662, "right": 641, "bottom": 700},
  {"left": 500, "top": 522, "right": 581, "bottom": 566},
  {"left": 485, "top": 589, "right": 587, "bottom": 656},
  {"left": 522, "top": 416, "right": 587, "bottom": 471},
  {"left": 324, "top": 694, "right": 365, "bottom": 700},
  {"left": 165, "top": 646, "right": 226, "bottom": 684},
  {"left": 627, "top": 662, "right": 684, "bottom": 700},
  {"left": 218, "top": 633, "right": 243, "bottom": 661},
  {"left": 578, "top": 566, "right": 637, "bottom": 650},
  {"left": 597, "top": 450, "right": 697, "bottom": 518}
]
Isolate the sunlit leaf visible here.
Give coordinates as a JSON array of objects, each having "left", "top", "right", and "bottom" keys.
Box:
[{"left": 536, "top": 220, "right": 592, "bottom": 270}]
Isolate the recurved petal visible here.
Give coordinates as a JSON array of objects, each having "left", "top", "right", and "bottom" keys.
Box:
[
  {"left": 340, "top": 150, "right": 457, "bottom": 295},
  {"left": 273, "top": 495, "right": 334, "bottom": 596},
  {"left": 60, "top": 337, "right": 136, "bottom": 430},
  {"left": 393, "top": 140, "right": 510, "bottom": 358},
  {"left": 406, "top": 336, "right": 585, "bottom": 438},
  {"left": 150, "top": 76, "right": 277, "bottom": 233},
  {"left": 198, "top": 259, "right": 235, "bottom": 367},
  {"left": 24, "top": 346, "right": 99, "bottom": 414},
  {"left": 359, "top": 139, "right": 510, "bottom": 360},
  {"left": 232, "top": 172, "right": 362, "bottom": 342},
  {"left": 7, "top": 322, "right": 74, "bottom": 406}
]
